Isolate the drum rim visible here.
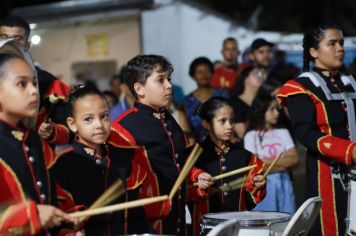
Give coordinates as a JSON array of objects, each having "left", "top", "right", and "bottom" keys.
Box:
[{"left": 201, "top": 211, "right": 291, "bottom": 226}]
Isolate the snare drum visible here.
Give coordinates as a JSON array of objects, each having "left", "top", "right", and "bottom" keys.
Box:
[
  {"left": 349, "top": 168, "right": 356, "bottom": 234},
  {"left": 200, "top": 211, "right": 291, "bottom": 236}
]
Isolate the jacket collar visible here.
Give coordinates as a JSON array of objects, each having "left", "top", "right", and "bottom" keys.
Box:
[
  {"left": 134, "top": 102, "right": 167, "bottom": 119},
  {"left": 0, "top": 119, "right": 28, "bottom": 142},
  {"left": 313, "top": 67, "right": 339, "bottom": 78},
  {"left": 72, "top": 139, "right": 108, "bottom": 160}
]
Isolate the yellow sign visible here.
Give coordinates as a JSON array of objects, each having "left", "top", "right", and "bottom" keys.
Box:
[{"left": 86, "top": 34, "right": 108, "bottom": 58}]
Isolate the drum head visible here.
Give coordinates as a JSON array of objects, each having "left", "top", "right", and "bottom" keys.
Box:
[{"left": 202, "top": 211, "right": 291, "bottom": 227}]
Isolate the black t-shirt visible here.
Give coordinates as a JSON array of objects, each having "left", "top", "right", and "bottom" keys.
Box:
[{"left": 229, "top": 96, "right": 251, "bottom": 123}]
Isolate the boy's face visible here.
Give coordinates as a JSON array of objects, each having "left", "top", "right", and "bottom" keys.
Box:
[
  {"left": 67, "top": 94, "right": 111, "bottom": 149},
  {"left": 0, "top": 58, "right": 39, "bottom": 125},
  {"left": 134, "top": 66, "right": 173, "bottom": 110}
]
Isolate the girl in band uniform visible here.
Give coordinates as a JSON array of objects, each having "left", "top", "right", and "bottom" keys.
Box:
[
  {"left": 278, "top": 24, "right": 356, "bottom": 235},
  {"left": 188, "top": 96, "right": 266, "bottom": 236},
  {"left": 0, "top": 53, "right": 75, "bottom": 235},
  {"left": 50, "top": 85, "right": 135, "bottom": 235}
]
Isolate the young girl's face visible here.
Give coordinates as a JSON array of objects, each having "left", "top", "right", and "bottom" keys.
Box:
[
  {"left": 207, "top": 105, "right": 234, "bottom": 142},
  {"left": 0, "top": 58, "right": 39, "bottom": 125},
  {"left": 265, "top": 99, "right": 280, "bottom": 127},
  {"left": 67, "top": 94, "right": 110, "bottom": 148}
]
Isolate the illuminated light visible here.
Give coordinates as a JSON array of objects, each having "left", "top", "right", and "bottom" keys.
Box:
[
  {"left": 29, "top": 23, "right": 37, "bottom": 30},
  {"left": 31, "top": 35, "right": 41, "bottom": 45}
]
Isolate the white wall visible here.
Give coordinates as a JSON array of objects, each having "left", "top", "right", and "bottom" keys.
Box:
[
  {"left": 30, "top": 15, "right": 141, "bottom": 87},
  {"left": 142, "top": 2, "right": 356, "bottom": 93},
  {"left": 141, "top": 2, "right": 283, "bottom": 94}
]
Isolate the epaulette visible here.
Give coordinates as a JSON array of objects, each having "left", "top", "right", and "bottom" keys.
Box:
[
  {"left": 277, "top": 80, "right": 308, "bottom": 106},
  {"left": 109, "top": 123, "right": 139, "bottom": 148}
]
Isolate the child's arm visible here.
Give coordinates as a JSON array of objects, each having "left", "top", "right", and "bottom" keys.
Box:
[
  {"left": 0, "top": 201, "right": 41, "bottom": 235},
  {"left": 240, "top": 155, "right": 266, "bottom": 210},
  {"left": 0, "top": 201, "right": 76, "bottom": 235},
  {"left": 38, "top": 122, "right": 70, "bottom": 145}
]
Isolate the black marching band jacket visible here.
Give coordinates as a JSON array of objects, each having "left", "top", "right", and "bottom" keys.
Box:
[
  {"left": 188, "top": 136, "right": 266, "bottom": 236},
  {"left": 278, "top": 68, "right": 356, "bottom": 236},
  {"left": 113, "top": 102, "right": 205, "bottom": 235}
]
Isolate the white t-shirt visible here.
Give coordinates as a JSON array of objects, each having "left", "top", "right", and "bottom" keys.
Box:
[{"left": 244, "top": 128, "right": 294, "bottom": 161}]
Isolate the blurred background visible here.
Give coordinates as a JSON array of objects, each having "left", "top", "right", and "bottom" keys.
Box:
[{"left": 2, "top": 0, "right": 356, "bottom": 92}]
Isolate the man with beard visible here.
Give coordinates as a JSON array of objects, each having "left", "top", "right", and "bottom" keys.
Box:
[{"left": 249, "top": 38, "right": 274, "bottom": 78}]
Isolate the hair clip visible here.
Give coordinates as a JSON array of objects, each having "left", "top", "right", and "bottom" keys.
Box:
[{"left": 70, "top": 83, "right": 86, "bottom": 94}]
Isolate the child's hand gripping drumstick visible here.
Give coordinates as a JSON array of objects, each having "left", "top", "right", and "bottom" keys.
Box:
[{"left": 251, "top": 152, "right": 284, "bottom": 195}]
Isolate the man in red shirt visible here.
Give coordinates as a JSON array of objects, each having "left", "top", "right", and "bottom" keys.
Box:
[{"left": 211, "top": 37, "right": 242, "bottom": 92}]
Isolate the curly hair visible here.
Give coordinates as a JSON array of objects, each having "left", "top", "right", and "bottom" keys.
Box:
[
  {"left": 124, "top": 55, "right": 173, "bottom": 99},
  {"left": 188, "top": 57, "right": 214, "bottom": 78}
]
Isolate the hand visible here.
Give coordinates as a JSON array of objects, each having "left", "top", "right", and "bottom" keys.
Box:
[
  {"left": 252, "top": 174, "right": 266, "bottom": 189},
  {"left": 37, "top": 204, "right": 76, "bottom": 230},
  {"left": 38, "top": 122, "right": 55, "bottom": 140},
  {"left": 197, "top": 172, "right": 213, "bottom": 189}
]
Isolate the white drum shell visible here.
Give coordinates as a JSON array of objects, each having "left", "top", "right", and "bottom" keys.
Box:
[{"left": 200, "top": 211, "right": 291, "bottom": 236}]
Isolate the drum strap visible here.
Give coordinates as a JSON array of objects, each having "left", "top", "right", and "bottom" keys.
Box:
[
  {"left": 300, "top": 72, "right": 356, "bottom": 141},
  {"left": 301, "top": 72, "right": 356, "bottom": 185}
]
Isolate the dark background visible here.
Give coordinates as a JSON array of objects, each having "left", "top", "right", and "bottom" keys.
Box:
[{"left": 2, "top": 0, "right": 356, "bottom": 35}]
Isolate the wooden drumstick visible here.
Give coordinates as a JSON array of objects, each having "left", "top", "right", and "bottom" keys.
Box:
[
  {"left": 89, "top": 179, "right": 125, "bottom": 210},
  {"left": 220, "top": 176, "right": 245, "bottom": 192},
  {"left": 251, "top": 152, "right": 284, "bottom": 195},
  {"left": 76, "top": 179, "right": 125, "bottom": 221},
  {"left": 191, "top": 165, "right": 256, "bottom": 187},
  {"left": 212, "top": 165, "right": 256, "bottom": 181},
  {"left": 208, "top": 176, "right": 246, "bottom": 196},
  {"left": 169, "top": 144, "right": 203, "bottom": 200},
  {"left": 70, "top": 195, "right": 168, "bottom": 218}
]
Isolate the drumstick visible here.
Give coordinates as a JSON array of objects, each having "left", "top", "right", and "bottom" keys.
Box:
[
  {"left": 207, "top": 176, "right": 246, "bottom": 196},
  {"left": 169, "top": 144, "right": 203, "bottom": 200},
  {"left": 212, "top": 165, "right": 256, "bottom": 181},
  {"left": 90, "top": 179, "right": 125, "bottom": 210},
  {"left": 70, "top": 195, "right": 168, "bottom": 218},
  {"left": 220, "top": 176, "right": 245, "bottom": 192},
  {"left": 251, "top": 152, "right": 284, "bottom": 195},
  {"left": 191, "top": 165, "right": 256, "bottom": 187}
]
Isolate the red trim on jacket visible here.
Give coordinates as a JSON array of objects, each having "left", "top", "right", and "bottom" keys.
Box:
[{"left": 0, "top": 201, "right": 41, "bottom": 236}]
